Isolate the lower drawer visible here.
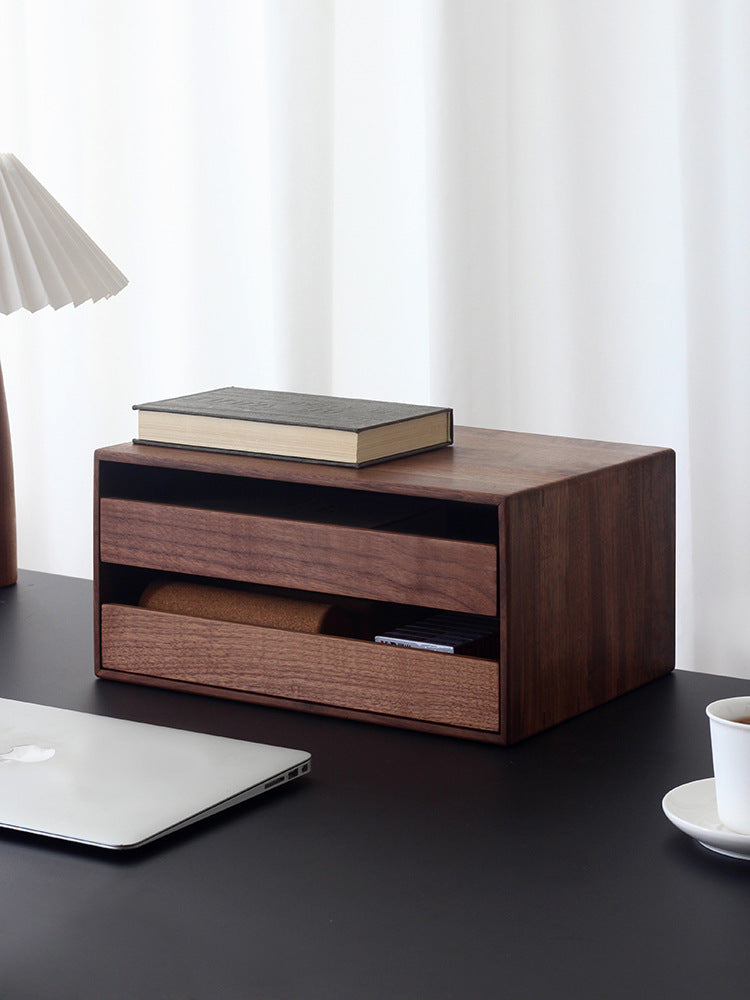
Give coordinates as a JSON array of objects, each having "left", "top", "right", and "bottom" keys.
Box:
[{"left": 99, "top": 604, "right": 500, "bottom": 732}]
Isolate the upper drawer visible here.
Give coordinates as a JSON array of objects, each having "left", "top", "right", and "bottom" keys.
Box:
[
  {"left": 99, "top": 498, "right": 497, "bottom": 615},
  {"left": 99, "top": 497, "right": 497, "bottom": 615}
]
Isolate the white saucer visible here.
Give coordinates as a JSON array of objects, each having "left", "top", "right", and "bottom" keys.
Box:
[{"left": 662, "top": 778, "right": 750, "bottom": 860}]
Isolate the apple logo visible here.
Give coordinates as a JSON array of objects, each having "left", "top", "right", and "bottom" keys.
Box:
[{"left": 0, "top": 745, "right": 56, "bottom": 763}]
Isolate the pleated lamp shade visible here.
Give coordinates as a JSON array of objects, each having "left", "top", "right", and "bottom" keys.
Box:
[
  {"left": 0, "top": 153, "right": 128, "bottom": 586},
  {"left": 0, "top": 153, "right": 128, "bottom": 314}
]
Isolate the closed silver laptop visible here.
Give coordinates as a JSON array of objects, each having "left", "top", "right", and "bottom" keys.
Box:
[{"left": 0, "top": 698, "right": 310, "bottom": 849}]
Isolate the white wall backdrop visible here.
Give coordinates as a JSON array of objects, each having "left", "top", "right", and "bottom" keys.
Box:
[{"left": 1, "top": 0, "right": 749, "bottom": 678}]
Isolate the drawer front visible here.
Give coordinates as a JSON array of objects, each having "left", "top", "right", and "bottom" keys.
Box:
[
  {"left": 100, "top": 604, "right": 500, "bottom": 731},
  {"left": 99, "top": 498, "right": 497, "bottom": 615}
]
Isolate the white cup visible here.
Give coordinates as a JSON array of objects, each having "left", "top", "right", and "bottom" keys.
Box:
[{"left": 706, "top": 696, "right": 750, "bottom": 833}]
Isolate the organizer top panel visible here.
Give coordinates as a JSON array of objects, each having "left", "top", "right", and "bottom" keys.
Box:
[{"left": 97, "top": 426, "right": 672, "bottom": 505}]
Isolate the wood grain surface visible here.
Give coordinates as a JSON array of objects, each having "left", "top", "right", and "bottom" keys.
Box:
[
  {"left": 96, "top": 427, "right": 667, "bottom": 504},
  {"left": 99, "top": 498, "right": 497, "bottom": 615},
  {"left": 100, "top": 604, "right": 500, "bottom": 731},
  {"left": 94, "top": 427, "right": 675, "bottom": 743},
  {"left": 501, "top": 451, "right": 675, "bottom": 742}
]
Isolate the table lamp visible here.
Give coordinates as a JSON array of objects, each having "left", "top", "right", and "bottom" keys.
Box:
[{"left": 0, "top": 153, "right": 128, "bottom": 586}]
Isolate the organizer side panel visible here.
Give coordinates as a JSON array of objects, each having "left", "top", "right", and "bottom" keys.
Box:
[
  {"left": 503, "top": 450, "right": 675, "bottom": 743},
  {"left": 497, "top": 499, "right": 509, "bottom": 744},
  {"left": 93, "top": 454, "right": 102, "bottom": 670}
]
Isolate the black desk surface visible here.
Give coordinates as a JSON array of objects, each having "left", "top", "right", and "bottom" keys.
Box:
[{"left": 1, "top": 571, "right": 748, "bottom": 999}]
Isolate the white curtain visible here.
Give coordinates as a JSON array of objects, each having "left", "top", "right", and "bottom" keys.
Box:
[{"left": 1, "top": 0, "right": 748, "bottom": 678}]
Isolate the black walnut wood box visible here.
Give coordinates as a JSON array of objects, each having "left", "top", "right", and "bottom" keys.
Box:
[{"left": 94, "top": 427, "right": 675, "bottom": 744}]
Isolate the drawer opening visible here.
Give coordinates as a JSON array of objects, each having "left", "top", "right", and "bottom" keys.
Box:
[
  {"left": 98, "top": 461, "right": 498, "bottom": 545},
  {"left": 98, "top": 569, "right": 499, "bottom": 661}
]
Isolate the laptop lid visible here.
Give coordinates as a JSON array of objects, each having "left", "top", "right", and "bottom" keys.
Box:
[{"left": 0, "top": 698, "right": 310, "bottom": 850}]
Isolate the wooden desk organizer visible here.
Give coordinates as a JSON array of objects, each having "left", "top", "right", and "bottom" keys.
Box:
[{"left": 94, "top": 427, "right": 675, "bottom": 743}]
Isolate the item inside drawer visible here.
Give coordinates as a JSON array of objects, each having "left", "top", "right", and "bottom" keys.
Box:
[
  {"left": 136, "top": 575, "right": 426, "bottom": 639},
  {"left": 138, "top": 578, "right": 370, "bottom": 638},
  {"left": 375, "top": 611, "right": 499, "bottom": 658},
  {"left": 133, "top": 576, "right": 497, "bottom": 659}
]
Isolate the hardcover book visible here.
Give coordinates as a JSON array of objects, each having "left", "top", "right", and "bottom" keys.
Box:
[{"left": 133, "top": 387, "right": 453, "bottom": 467}]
